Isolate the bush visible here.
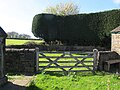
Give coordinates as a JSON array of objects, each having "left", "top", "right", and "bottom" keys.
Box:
[{"left": 24, "top": 41, "right": 40, "bottom": 46}]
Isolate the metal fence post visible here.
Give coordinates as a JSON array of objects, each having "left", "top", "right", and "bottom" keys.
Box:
[
  {"left": 35, "top": 47, "right": 39, "bottom": 73},
  {"left": 93, "top": 49, "right": 99, "bottom": 71}
]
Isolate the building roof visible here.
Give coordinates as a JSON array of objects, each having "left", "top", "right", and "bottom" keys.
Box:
[
  {"left": 0, "top": 27, "right": 7, "bottom": 38},
  {"left": 111, "top": 26, "right": 120, "bottom": 33}
]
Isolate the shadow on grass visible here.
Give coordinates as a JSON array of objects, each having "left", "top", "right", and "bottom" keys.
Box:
[
  {"left": 42, "top": 72, "right": 65, "bottom": 77},
  {"left": 6, "top": 72, "right": 34, "bottom": 76},
  {"left": 26, "top": 80, "right": 43, "bottom": 90},
  {"left": 0, "top": 81, "right": 42, "bottom": 90},
  {"left": 0, "top": 82, "right": 26, "bottom": 90},
  {"left": 26, "top": 85, "right": 42, "bottom": 90},
  {"left": 53, "top": 71, "right": 112, "bottom": 77},
  {"left": 75, "top": 71, "right": 112, "bottom": 77},
  {"left": 38, "top": 71, "right": 112, "bottom": 77}
]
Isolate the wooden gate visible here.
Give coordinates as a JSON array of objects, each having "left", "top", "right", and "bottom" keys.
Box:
[{"left": 36, "top": 49, "right": 98, "bottom": 75}]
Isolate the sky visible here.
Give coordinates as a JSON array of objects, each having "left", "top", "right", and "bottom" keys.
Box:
[{"left": 0, "top": 0, "right": 120, "bottom": 38}]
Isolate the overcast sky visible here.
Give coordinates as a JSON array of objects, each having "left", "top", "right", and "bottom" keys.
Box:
[{"left": 0, "top": 0, "right": 120, "bottom": 38}]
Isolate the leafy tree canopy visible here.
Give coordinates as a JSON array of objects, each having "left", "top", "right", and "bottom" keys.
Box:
[
  {"left": 44, "top": 2, "right": 79, "bottom": 16},
  {"left": 7, "top": 31, "right": 31, "bottom": 39}
]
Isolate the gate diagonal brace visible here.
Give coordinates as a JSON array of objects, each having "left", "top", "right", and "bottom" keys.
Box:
[
  {"left": 81, "top": 61, "right": 95, "bottom": 74},
  {"left": 39, "top": 52, "right": 67, "bottom": 73},
  {"left": 68, "top": 53, "right": 93, "bottom": 73}
]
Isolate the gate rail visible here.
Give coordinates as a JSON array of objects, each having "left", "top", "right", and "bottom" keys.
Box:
[{"left": 35, "top": 48, "right": 98, "bottom": 75}]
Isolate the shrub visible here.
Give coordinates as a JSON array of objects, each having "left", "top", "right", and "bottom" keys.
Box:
[{"left": 32, "top": 9, "right": 120, "bottom": 47}]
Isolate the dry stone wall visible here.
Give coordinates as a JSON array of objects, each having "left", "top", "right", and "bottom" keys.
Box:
[
  {"left": 111, "top": 34, "right": 120, "bottom": 54},
  {"left": 4, "top": 45, "right": 120, "bottom": 74},
  {"left": 5, "top": 48, "right": 36, "bottom": 75}
]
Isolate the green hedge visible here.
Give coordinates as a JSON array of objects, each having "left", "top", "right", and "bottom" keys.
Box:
[{"left": 32, "top": 9, "right": 120, "bottom": 47}]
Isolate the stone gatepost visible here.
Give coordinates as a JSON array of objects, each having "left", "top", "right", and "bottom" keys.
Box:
[
  {"left": 111, "top": 26, "right": 120, "bottom": 54},
  {"left": 0, "top": 27, "right": 7, "bottom": 86}
]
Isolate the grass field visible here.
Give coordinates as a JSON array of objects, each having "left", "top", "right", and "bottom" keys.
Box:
[
  {"left": 6, "top": 39, "right": 44, "bottom": 46},
  {"left": 27, "top": 72, "right": 120, "bottom": 90}
]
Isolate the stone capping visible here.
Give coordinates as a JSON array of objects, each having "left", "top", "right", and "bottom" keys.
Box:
[
  {"left": 111, "top": 26, "right": 120, "bottom": 33},
  {"left": 99, "top": 51, "right": 112, "bottom": 53},
  {"left": 0, "top": 27, "right": 7, "bottom": 37},
  {"left": 6, "top": 45, "right": 107, "bottom": 51}
]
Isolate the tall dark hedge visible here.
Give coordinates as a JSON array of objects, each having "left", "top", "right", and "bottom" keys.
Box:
[{"left": 32, "top": 9, "right": 120, "bottom": 47}]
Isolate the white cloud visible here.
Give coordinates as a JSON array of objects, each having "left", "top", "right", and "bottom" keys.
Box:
[{"left": 113, "top": 0, "right": 120, "bottom": 4}]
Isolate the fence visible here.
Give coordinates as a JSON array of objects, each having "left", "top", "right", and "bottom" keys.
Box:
[
  {"left": 36, "top": 49, "right": 99, "bottom": 75},
  {"left": 5, "top": 46, "right": 120, "bottom": 75}
]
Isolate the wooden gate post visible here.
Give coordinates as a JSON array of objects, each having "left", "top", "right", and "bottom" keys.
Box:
[
  {"left": 93, "top": 49, "right": 99, "bottom": 71},
  {"left": 35, "top": 47, "right": 39, "bottom": 73}
]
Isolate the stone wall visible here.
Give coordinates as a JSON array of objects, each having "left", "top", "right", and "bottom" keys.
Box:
[
  {"left": 111, "top": 34, "right": 120, "bottom": 54},
  {"left": 5, "top": 45, "right": 107, "bottom": 75},
  {"left": 5, "top": 48, "right": 36, "bottom": 75},
  {"left": 0, "top": 76, "right": 7, "bottom": 86},
  {"left": 4, "top": 46, "right": 119, "bottom": 75},
  {"left": 6, "top": 45, "right": 107, "bottom": 51},
  {"left": 44, "top": 46, "right": 107, "bottom": 51}
]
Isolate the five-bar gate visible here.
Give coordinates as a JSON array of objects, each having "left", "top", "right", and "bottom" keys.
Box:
[{"left": 36, "top": 49, "right": 98, "bottom": 75}]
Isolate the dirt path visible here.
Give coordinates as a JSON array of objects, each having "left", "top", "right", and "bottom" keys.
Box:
[{"left": 0, "top": 76, "right": 33, "bottom": 90}]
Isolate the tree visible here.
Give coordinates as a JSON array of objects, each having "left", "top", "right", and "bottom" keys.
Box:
[
  {"left": 7, "top": 32, "right": 19, "bottom": 38},
  {"left": 19, "top": 34, "right": 31, "bottom": 39},
  {"left": 7, "top": 31, "right": 31, "bottom": 39},
  {"left": 44, "top": 2, "right": 79, "bottom": 16}
]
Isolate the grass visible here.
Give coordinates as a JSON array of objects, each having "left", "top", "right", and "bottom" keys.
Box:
[
  {"left": 6, "top": 39, "right": 44, "bottom": 46},
  {"left": 28, "top": 53, "right": 120, "bottom": 90},
  {"left": 27, "top": 72, "right": 120, "bottom": 90},
  {"left": 6, "top": 39, "right": 120, "bottom": 90}
]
